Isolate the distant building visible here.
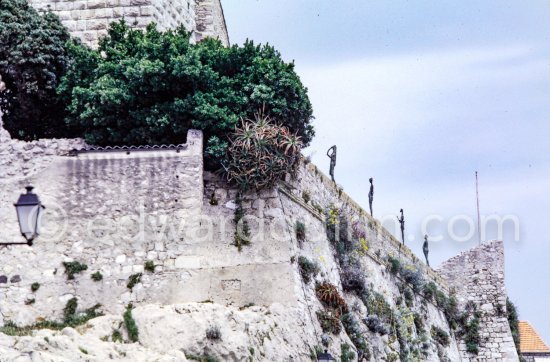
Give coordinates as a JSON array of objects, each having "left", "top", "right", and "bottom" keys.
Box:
[{"left": 520, "top": 321, "right": 550, "bottom": 361}]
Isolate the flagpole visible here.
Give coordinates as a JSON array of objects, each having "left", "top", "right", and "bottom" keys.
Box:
[{"left": 476, "top": 171, "right": 481, "bottom": 245}]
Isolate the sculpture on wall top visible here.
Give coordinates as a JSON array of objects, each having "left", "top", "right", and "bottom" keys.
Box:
[
  {"left": 368, "top": 178, "right": 374, "bottom": 216},
  {"left": 423, "top": 234, "right": 430, "bottom": 267},
  {"left": 327, "top": 145, "right": 337, "bottom": 182},
  {"left": 397, "top": 208, "right": 405, "bottom": 245}
]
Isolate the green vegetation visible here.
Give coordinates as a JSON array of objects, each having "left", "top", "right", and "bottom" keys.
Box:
[
  {"left": 309, "top": 345, "right": 324, "bottom": 361},
  {"left": 423, "top": 282, "right": 438, "bottom": 301},
  {"left": 302, "top": 191, "right": 311, "bottom": 204},
  {"left": 30, "top": 282, "right": 40, "bottom": 292},
  {"left": 507, "top": 298, "right": 525, "bottom": 361},
  {"left": 91, "top": 271, "right": 103, "bottom": 281},
  {"left": 1, "top": 302, "right": 102, "bottom": 336},
  {"left": 341, "top": 313, "right": 371, "bottom": 360},
  {"left": 388, "top": 255, "right": 400, "bottom": 275},
  {"left": 413, "top": 312, "right": 425, "bottom": 333},
  {"left": 79, "top": 347, "right": 88, "bottom": 354},
  {"left": 463, "top": 311, "right": 481, "bottom": 354},
  {"left": 295, "top": 221, "right": 306, "bottom": 243},
  {"left": 363, "top": 290, "right": 393, "bottom": 326},
  {"left": 63, "top": 261, "right": 88, "bottom": 280},
  {"left": 233, "top": 193, "right": 250, "bottom": 251},
  {"left": 340, "top": 343, "right": 355, "bottom": 362},
  {"left": 206, "top": 325, "right": 221, "bottom": 340},
  {"left": 63, "top": 297, "right": 78, "bottom": 322},
  {"left": 144, "top": 261, "right": 155, "bottom": 273},
  {"left": 111, "top": 329, "right": 123, "bottom": 343},
  {"left": 297, "top": 256, "right": 319, "bottom": 284},
  {"left": 127, "top": 273, "right": 142, "bottom": 290},
  {"left": 316, "top": 309, "right": 341, "bottom": 334},
  {"left": 60, "top": 20, "right": 313, "bottom": 170},
  {"left": 386, "top": 256, "right": 424, "bottom": 292},
  {"left": 315, "top": 282, "right": 347, "bottom": 314},
  {"left": 224, "top": 113, "right": 303, "bottom": 191},
  {"left": 431, "top": 325, "right": 450, "bottom": 347},
  {"left": 0, "top": 0, "right": 72, "bottom": 140},
  {"left": 123, "top": 305, "right": 139, "bottom": 342},
  {"left": 25, "top": 298, "right": 35, "bottom": 305},
  {"left": 185, "top": 353, "right": 218, "bottom": 362}
]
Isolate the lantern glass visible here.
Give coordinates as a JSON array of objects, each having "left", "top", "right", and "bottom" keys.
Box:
[{"left": 14, "top": 186, "right": 43, "bottom": 242}]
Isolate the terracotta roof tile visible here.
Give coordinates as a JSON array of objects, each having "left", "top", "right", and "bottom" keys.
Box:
[{"left": 519, "top": 321, "right": 550, "bottom": 353}]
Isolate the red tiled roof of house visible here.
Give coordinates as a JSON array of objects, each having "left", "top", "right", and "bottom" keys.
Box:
[{"left": 519, "top": 321, "right": 550, "bottom": 353}]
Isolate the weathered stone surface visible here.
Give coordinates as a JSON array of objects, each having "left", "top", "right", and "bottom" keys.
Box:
[
  {"left": 438, "top": 240, "right": 520, "bottom": 361},
  {"left": 27, "top": 0, "right": 229, "bottom": 47},
  {"left": 0, "top": 113, "right": 517, "bottom": 360}
]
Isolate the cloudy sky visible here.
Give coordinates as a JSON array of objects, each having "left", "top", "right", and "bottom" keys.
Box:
[{"left": 223, "top": 0, "right": 550, "bottom": 342}]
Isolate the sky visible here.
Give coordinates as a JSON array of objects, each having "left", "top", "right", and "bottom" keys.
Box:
[{"left": 223, "top": 0, "right": 550, "bottom": 342}]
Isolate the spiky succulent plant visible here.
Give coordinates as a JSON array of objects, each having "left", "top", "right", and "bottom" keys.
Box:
[{"left": 224, "top": 112, "right": 303, "bottom": 191}]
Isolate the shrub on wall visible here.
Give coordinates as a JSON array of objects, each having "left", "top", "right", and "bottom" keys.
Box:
[
  {"left": 63, "top": 261, "right": 88, "bottom": 280},
  {"left": 224, "top": 113, "right": 302, "bottom": 191},
  {"left": 297, "top": 256, "right": 319, "bottom": 284},
  {"left": 341, "top": 313, "right": 371, "bottom": 360},
  {"left": 506, "top": 298, "right": 525, "bottom": 361},
  {"left": 60, "top": 20, "right": 314, "bottom": 169},
  {"left": 123, "top": 305, "right": 139, "bottom": 342},
  {"left": 315, "top": 282, "right": 348, "bottom": 314},
  {"left": 316, "top": 309, "right": 342, "bottom": 334},
  {"left": 0, "top": 0, "right": 73, "bottom": 139},
  {"left": 431, "top": 325, "right": 450, "bottom": 347}
]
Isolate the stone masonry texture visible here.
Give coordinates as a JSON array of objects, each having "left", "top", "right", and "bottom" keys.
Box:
[
  {"left": 27, "top": 0, "right": 229, "bottom": 47},
  {"left": 0, "top": 115, "right": 517, "bottom": 360},
  {"left": 438, "top": 240, "right": 519, "bottom": 361}
]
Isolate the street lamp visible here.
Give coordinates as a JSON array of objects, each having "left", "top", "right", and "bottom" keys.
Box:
[
  {"left": 11, "top": 186, "right": 45, "bottom": 246},
  {"left": 317, "top": 350, "right": 334, "bottom": 362}
]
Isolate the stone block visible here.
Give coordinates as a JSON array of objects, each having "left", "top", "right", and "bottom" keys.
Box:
[
  {"left": 140, "top": 5, "right": 155, "bottom": 16},
  {"left": 174, "top": 256, "right": 200, "bottom": 269},
  {"left": 87, "top": 19, "right": 109, "bottom": 30},
  {"left": 123, "top": 6, "right": 140, "bottom": 17},
  {"left": 87, "top": 0, "right": 106, "bottom": 9},
  {"left": 55, "top": 1, "right": 73, "bottom": 11}
]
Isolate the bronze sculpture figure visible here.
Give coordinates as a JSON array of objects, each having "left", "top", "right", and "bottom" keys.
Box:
[
  {"left": 327, "top": 145, "right": 337, "bottom": 182},
  {"left": 397, "top": 208, "right": 405, "bottom": 245},
  {"left": 423, "top": 234, "right": 430, "bottom": 267},
  {"left": 368, "top": 178, "right": 374, "bottom": 216}
]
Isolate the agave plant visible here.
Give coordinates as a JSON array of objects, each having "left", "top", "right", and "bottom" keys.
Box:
[
  {"left": 225, "top": 111, "right": 303, "bottom": 192},
  {"left": 315, "top": 282, "right": 349, "bottom": 314}
]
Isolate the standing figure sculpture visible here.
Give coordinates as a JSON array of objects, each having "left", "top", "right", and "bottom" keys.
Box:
[
  {"left": 397, "top": 208, "right": 405, "bottom": 245},
  {"left": 423, "top": 234, "right": 430, "bottom": 267},
  {"left": 368, "top": 178, "right": 374, "bottom": 216},
  {"left": 327, "top": 145, "right": 337, "bottom": 182}
]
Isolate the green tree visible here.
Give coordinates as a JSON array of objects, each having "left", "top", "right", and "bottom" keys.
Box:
[
  {"left": 60, "top": 21, "right": 314, "bottom": 168},
  {"left": 0, "top": 0, "right": 72, "bottom": 139}
]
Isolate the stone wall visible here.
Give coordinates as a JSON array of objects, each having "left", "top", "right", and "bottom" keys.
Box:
[
  {"left": 0, "top": 119, "right": 518, "bottom": 360},
  {"left": 0, "top": 124, "right": 298, "bottom": 328},
  {"left": 438, "top": 240, "right": 520, "bottom": 361},
  {"left": 28, "top": 0, "right": 229, "bottom": 47}
]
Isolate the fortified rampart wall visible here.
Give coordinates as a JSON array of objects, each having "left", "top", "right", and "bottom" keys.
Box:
[{"left": 0, "top": 117, "right": 517, "bottom": 360}]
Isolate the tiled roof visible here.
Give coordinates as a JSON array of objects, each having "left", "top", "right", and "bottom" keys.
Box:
[
  {"left": 519, "top": 321, "right": 550, "bottom": 353},
  {"left": 72, "top": 144, "right": 188, "bottom": 154}
]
